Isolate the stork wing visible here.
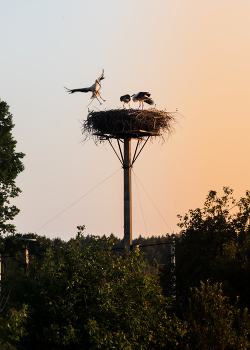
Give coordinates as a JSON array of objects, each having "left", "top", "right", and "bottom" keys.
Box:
[
  {"left": 145, "top": 99, "right": 154, "bottom": 105},
  {"left": 137, "top": 92, "right": 150, "bottom": 98},
  {"left": 95, "top": 69, "right": 105, "bottom": 85},
  {"left": 120, "top": 94, "right": 130, "bottom": 102},
  {"left": 64, "top": 86, "right": 92, "bottom": 94}
]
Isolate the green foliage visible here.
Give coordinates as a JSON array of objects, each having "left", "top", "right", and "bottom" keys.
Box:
[
  {"left": 132, "top": 234, "right": 171, "bottom": 265},
  {"left": 71, "top": 232, "right": 172, "bottom": 267},
  {"left": 0, "top": 233, "right": 53, "bottom": 262},
  {"left": 110, "top": 234, "right": 172, "bottom": 265},
  {"left": 182, "top": 281, "right": 250, "bottom": 350},
  {"left": 160, "top": 187, "right": 250, "bottom": 305},
  {"left": 4, "top": 234, "right": 185, "bottom": 350},
  {"left": 0, "top": 100, "right": 25, "bottom": 235},
  {"left": 0, "top": 294, "right": 28, "bottom": 350},
  {"left": 159, "top": 187, "right": 250, "bottom": 348}
]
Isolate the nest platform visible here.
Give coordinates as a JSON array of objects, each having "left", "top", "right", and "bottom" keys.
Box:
[{"left": 81, "top": 108, "right": 175, "bottom": 142}]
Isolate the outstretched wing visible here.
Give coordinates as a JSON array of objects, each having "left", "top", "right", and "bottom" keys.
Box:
[
  {"left": 95, "top": 69, "right": 105, "bottom": 85},
  {"left": 64, "top": 86, "right": 92, "bottom": 94}
]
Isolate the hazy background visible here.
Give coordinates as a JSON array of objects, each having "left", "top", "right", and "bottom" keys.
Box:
[{"left": 1, "top": 0, "right": 250, "bottom": 240}]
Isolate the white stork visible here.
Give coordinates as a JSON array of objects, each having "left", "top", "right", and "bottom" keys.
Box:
[
  {"left": 131, "top": 92, "right": 154, "bottom": 109},
  {"left": 64, "top": 70, "right": 106, "bottom": 105},
  {"left": 120, "top": 94, "right": 131, "bottom": 108}
]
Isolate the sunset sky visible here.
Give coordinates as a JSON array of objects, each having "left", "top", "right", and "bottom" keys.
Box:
[{"left": 1, "top": 0, "right": 250, "bottom": 241}]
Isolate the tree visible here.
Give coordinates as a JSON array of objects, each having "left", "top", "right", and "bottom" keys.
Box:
[
  {"left": 0, "top": 100, "right": 25, "bottom": 234},
  {"left": 182, "top": 281, "right": 250, "bottom": 350},
  {"left": 160, "top": 187, "right": 250, "bottom": 308},
  {"left": 0, "top": 299, "right": 28, "bottom": 350},
  {"left": 5, "top": 234, "right": 186, "bottom": 350}
]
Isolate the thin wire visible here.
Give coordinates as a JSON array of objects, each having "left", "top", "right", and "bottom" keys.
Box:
[
  {"left": 133, "top": 171, "right": 148, "bottom": 236},
  {"left": 86, "top": 99, "right": 94, "bottom": 108},
  {"left": 228, "top": 201, "right": 241, "bottom": 212},
  {"left": 35, "top": 168, "right": 121, "bottom": 233},
  {"left": 134, "top": 241, "right": 172, "bottom": 247},
  {"left": 111, "top": 241, "right": 172, "bottom": 250},
  {"left": 132, "top": 170, "right": 172, "bottom": 233}
]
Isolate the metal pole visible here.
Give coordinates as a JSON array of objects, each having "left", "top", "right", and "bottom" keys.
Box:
[
  {"left": 0, "top": 254, "right": 1, "bottom": 293},
  {"left": 170, "top": 234, "right": 176, "bottom": 297},
  {"left": 124, "top": 138, "right": 132, "bottom": 247},
  {"left": 21, "top": 247, "right": 29, "bottom": 272}
]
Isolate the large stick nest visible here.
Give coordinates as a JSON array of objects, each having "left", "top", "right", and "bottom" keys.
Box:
[{"left": 81, "top": 108, "right": 176, "bottom": 143}]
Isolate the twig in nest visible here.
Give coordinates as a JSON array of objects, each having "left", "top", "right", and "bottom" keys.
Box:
[{"left": 81, "top": 108, "right": 176, "bottom": 144}]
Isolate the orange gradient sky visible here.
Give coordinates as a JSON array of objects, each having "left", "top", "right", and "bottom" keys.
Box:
[{"left": 0, "top": 0, "right": 250, "bottom": 240}]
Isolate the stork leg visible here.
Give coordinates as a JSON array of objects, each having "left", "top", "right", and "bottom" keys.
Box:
[
  {"left": 100, "top": 96, "right": 106, "bottom": 102},
  {"left": 96, "top": 96, "right": 102, "bottom": 105}
]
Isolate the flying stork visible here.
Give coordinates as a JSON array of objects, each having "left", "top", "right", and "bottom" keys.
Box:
[
  {"left": 120, "top": 94, "right": 131, "bottom": 108},
  {"left": 131, "top": 92, "right": 154, "bottom": 109},
  {"left": 64, "top": 70, "right": 106, "bottom": 105}
]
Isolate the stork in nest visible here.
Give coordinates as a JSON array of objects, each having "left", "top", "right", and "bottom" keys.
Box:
[
  {"left": 64, "top": 70, "right": 106, "bottom": 106},
  {"left": 131, "top": 92, "right": 154, "bottom": 109},
  {"left": 120, "top": 94, "right": 131, "bottom": 108}
]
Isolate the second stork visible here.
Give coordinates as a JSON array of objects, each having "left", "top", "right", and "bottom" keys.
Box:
[{"left": 131, "top": 92, "right": 154, "bottom": 109}]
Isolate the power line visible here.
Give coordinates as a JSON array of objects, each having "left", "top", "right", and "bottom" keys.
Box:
[
  {"left": 111, "top": 241, "right": 172, "bottom": 250},
  {"left": 132, "top": 170, "right": 172, "bottom": 233},
  {"left": 228, "top": 201, "right": 241, "bottom": 212},
  {"left": 35, "top": 168, "right": 121, "bottom": 233}
]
